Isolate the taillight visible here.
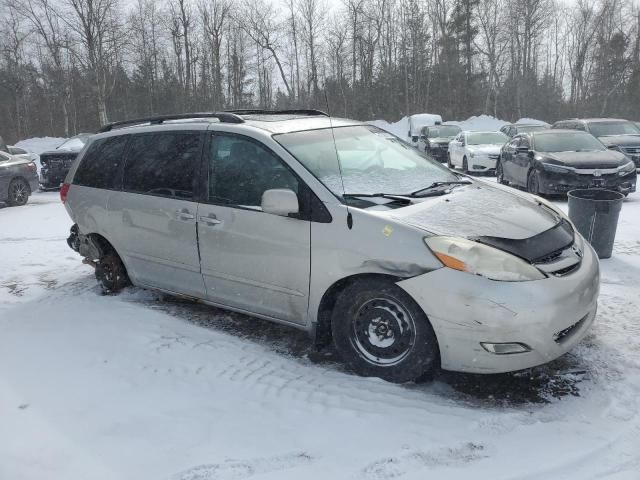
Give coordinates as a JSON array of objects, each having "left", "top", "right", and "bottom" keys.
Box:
[
  {"left": 60, "top": 183, "right": 70, "bottom": 203},
  {"left": 27, "top": 162, "right": 37, "bottom": 173}
]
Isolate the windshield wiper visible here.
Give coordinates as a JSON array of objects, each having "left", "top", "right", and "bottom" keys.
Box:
[
  {"left": 342, "top": 193, "right": 413, "bottom": 203},
  {"left": 410, "top": 180, "right": 473, "bottom": 197}
]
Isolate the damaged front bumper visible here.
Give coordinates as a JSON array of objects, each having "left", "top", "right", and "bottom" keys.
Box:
[{"left": 397, "top": 236, "right": 599, "bottom": 374}]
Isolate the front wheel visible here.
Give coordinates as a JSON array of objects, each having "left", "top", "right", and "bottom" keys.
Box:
[
  {"left": 496, "top": 159, "right": 508, "bottom": 185},
  {"left": 462, "top": 156, "right": 469, "bottom": 174},
  {"left": 331, "top": 278, "right": 439, "bottom": 383},
  {"left": 7, "top": 178, "right": 30, "bottom": 206},
  {"left": 527, "top": 169, "right": 540, "bottom": 195},
  {"left": 447, "top": 153, "right": 453, "bottom": 169}
]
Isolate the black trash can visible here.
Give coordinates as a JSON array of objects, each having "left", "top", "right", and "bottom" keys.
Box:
[{"left": 567, "top": 189, "right": 624, "bottom": 259}]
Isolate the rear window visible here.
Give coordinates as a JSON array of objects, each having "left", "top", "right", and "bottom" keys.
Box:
[
  {"left": 74, "top": 136, "right": 128, "bottom": 189},
  {"left": 588, "top": 121, "right": 640, "bottom": 137},
  {"left": 122, "top": 132, "right": 201, "bottom": 199}
]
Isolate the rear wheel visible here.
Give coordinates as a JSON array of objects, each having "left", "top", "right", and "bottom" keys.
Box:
[
  {"left": 7, "top": 178, "right": 30, "bottom": 206},
  {"left": 462, "top": 156, "right": 469, "bottom": 174},
  {"left": 95, "top": 253, "right": 130, "bottom": 294},
  {"left": 527, "top": 169, "right": 540, "bottom": 195},
  {"left": 331, "top": 278, "right": 439, "bottom": 383}
]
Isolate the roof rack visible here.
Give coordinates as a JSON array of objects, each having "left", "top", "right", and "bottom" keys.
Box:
[
  {"left": 224, "top": 109, "right": 329, "bottom": 117},
  {"left": 98, "top": 112, "right": 244, "bottom": 133}
]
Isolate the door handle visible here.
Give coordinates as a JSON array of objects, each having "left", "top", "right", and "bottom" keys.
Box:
[
  {"left": 199, "top": 214, "right": 221, "bottom": 226},
  {"left": 175, "top": 209, "right": 195, "bottom": 221}
]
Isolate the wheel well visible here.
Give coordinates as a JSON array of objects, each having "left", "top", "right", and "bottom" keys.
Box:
[
  {"left": 314, "top": 273, "right": 400, "bottom": 349},
  {"left": 81, "top": 232, "right": 119, "bottom": 260}
]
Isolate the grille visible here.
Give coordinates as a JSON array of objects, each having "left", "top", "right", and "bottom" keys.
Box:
[
  {"left": 621, "top": 146, "right": 640, "bottom": 156},
  {"left": 550, "top": 263, "right": 580, "bottom": 276},
  {"left": 553, "top": 313, "right": 588, "bottom": 344}
]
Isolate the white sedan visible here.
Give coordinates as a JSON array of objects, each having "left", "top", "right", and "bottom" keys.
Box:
[{"left": 447, "top": 131, "right": 508, "bottom": 173}]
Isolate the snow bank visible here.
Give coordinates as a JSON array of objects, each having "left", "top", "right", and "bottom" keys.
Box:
[
  {"left": 371, "top": 114, "right": 548, "bottom": 137},
  {"left": 14, "top": 136, "right": 66, "bottom": 172},
  {"left": 14, "top": 137, "right": 65, "bottom": 155}
]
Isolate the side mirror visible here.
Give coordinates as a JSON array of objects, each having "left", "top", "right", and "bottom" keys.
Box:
[{"left": 261, "top": 189, "right": 299, "bottom": 217}]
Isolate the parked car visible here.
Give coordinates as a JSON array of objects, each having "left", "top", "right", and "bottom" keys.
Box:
[
  {"left": 407, "top": 113, "right": 442, "bottom": 147},
  {"left": 40, "top": 133, "right": 92, "bottom": 190},
  {"left": 500, "top": 123, "right": 550, "bottom": 138},
  {"left": 0, "top": 150, "right": 39, "bottom": 206},
  {"left": 8, "top": 146, "right": 36, "bottom": 162},
  {"left": 552, "top": 118, "right": 640, "bottom": 169},
  {"left": 62, "top": 110, "right": 599, "bottom": 383},
  {"left": 418, "top": 124, "right": 462, "bottom": 162},
  {"left": 497, "top": 129, "right": 636, "bottom": 195},
  {"left": 447, "top": 130, "right": 508, "bottom": 173}
]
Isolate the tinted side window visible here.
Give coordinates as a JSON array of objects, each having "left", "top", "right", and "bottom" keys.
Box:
[
  {"left": 123, "top": 132, "right": 201, "bottom": 199},
  {"left": 208, "top": 134, "right": 298, "bottom": 208},
  {"left": 74, "top": 136, "right": 128, "bottom": 189}
]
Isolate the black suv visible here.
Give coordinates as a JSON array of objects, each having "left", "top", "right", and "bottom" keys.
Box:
[
  {"left": 552, "top": 118, "right": 640, "bottom": 168},
  {"left": 40, "top": 134, "right": 92, "bottom": 189},
  {"left": 497, "top": 129, "right": 636, "bottom": 196}
]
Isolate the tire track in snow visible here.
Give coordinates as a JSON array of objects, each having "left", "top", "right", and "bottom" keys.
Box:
[{"left": 170, "top": 452, "right": 314, "bottom": 480}]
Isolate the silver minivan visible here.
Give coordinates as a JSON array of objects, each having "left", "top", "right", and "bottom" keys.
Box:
[{"left": 62, "top": 111, "right": 599, "bottom": 383}]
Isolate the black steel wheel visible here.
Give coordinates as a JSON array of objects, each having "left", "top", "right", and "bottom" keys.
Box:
[
  {"left": 95, "top": 253, "right": 130, "bottom": 294},
  {"left": 331, "top": 278, "right": 439, "bottom": 383},
  {"left": 7, "top": 178, "right": 30, "bottom": 206},
  {"left": 527, "top": 169, "right": 540, "bottom": 195},
  {"left": 496, "top": 159, "right": 508, "bottom": 185}
]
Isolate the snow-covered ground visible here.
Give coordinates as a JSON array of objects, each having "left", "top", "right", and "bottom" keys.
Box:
[{"left": 1, "top": 189, "right": 640, "bottom": 479}]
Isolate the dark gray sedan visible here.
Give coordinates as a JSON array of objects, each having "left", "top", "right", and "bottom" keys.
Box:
[
  {"left": 498, "top": 130, "right": 636, "bottom": 195},
  {"left": 0, "top": 151, "right": 39, "bottom": 206}
]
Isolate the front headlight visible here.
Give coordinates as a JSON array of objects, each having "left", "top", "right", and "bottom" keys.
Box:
[
  {"left": 618, "top": 161, "right": 636, "bottom": 176},
  {"left": 424, "top": 236, "right": 546, "bottom": 282},
  {"left": 541, "top": 162, "right": 572, "bottom": 174},
  {"left": 468, "top": 149, "right": 475, "bottom": 158}
]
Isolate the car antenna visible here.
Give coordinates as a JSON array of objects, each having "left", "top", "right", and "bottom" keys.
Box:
[{"left": 323, "top": 86, "right": 352, "bottom": 229}]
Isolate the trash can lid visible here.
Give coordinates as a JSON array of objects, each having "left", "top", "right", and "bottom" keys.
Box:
[{"left": 568, "top": 189, "right": 625, "bottom": 202}]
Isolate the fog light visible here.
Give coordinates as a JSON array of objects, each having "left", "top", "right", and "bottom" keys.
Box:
[{"left": 480, "top": 342, "right": 531, "bottom": 355}]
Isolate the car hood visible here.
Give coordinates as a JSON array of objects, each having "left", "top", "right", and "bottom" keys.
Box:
[
  {"left": 540, "top": 150, "right": 628, "bottom": 169},
  {"left": 466, "top": 144, "right": 502, "bottom": 154},
  {"left": 386, "top": 181, "right": 560, "bottom": 240},
  {"left": 597, "top": 135, "right": 640, "bottom": 147}
]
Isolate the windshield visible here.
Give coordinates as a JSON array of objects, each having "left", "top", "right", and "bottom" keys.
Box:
[
  {"left": 57, "top": 135, "right": 90, "bottom": 150},
  {"left": 467, "top": 132, "right": 508, "bottom": 145},
  {"left": 517, "top": 125, "right": 548, "bottom": 133},
  {"left": 275, "top": 125, "right": 458, "bottom": 197},
  {"left": 589, "top": 121, "right": 640, "bottom": 137},
  {"left": 428, "top": 126, "right": 461, "bottom": 138},
  {"left": 534, "top": 132, "right": 606, "bottom": 152}
]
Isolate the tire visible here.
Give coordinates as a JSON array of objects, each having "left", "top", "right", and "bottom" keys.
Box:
[
  {"left": 7, "top": 178, "right": 30, "bottom": 206},
  {"left": 462, "top": 156, "right": 469, "bottom": 174},
  {"left": 527, "top": 169, "right": 540, "bottom": 195},
  {"left": 496, "top": 159, "right": 508, "bottom": 185},
  {"left": 95, "top": 253, "right": 130, "bottom": 294},
  {"left": 447, "top": 153, "right": 453, "bottom": 169},
  {"left": 331, "top": 278, "right": 439, "bottom": 383}
]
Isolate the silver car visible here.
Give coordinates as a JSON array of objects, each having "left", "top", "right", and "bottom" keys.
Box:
[
  {"left": 0, "top": 150, "right": 39, "bottom": 206},
  {"left": 62, "top": 111, "right": 599, "bottom": 383}
]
